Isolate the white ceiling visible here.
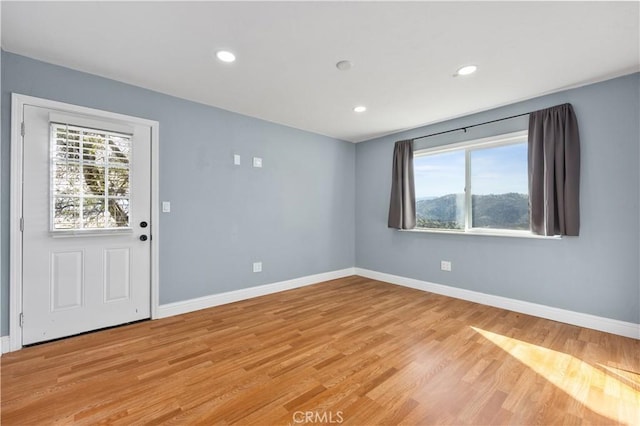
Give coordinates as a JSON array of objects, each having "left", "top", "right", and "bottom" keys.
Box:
[{"left": 2, "top": 1, "right": 639, "bottom": 143}]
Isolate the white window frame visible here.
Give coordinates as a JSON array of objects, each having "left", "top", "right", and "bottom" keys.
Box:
[
  {"left": 49, "top": 121, "right": 134, "bottom": 234},
  {"left": 413, "top": 130, "right": 538, "bottom": 237}
]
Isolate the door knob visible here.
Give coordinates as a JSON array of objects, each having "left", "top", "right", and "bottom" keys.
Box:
[
  {"left": 139, "top": 235, "right": 148, "bottom": 241},
  {"left": 140, "top": 221, "right": 148, "bottom": 228}
]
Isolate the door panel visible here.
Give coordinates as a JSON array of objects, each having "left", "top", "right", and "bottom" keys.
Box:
[
  {"left": 104, "top": 248, "right": 131, "bottom": 302},
  {"left": 22, "top": 105, "right": 151, "bottom": 345},
  {"left": 50, "top": 251, "right": 84, "bottom": 311}
]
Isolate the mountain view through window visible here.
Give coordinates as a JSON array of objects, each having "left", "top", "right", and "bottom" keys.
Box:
[{"left": 414, "top": 139, "right": 530, "bottom": 231}]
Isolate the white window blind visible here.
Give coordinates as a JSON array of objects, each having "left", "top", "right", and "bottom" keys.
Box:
[{"left": 50, "top": 122, "right": 132, "bottom": 231}]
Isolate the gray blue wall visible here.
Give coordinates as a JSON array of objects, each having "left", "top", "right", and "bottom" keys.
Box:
[
  {"left": 1, "top": 51, "right": 356, "bottom": 335},
  {"left": 2, "top": 51, "right": 638, "bottom": 337},
  {"left": 356, "top": 72, "right": 640, "bottom": 324}
]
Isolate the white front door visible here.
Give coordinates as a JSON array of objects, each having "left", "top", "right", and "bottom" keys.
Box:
[{"left": 21, "top": 104, "right": 152, "bottom": 345}]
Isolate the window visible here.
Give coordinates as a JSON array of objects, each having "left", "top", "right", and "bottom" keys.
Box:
[
  {"left": 51, "top": 122, "right": 132, "bottom": 231},
  {"left": 414, "top": 131, "right": 530, "bottom": 233}
]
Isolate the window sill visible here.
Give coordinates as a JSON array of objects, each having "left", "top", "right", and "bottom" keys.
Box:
[
  {"left": 400, "top": 228, "right": 561, "bottom": 240},
  {"left": 50, "top": 228, "right": 134, "bottom": 238}
]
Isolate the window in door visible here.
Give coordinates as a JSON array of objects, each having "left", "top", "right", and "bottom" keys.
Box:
[{"left": 51, "top": 122, "right": 132, "bottom": 231}]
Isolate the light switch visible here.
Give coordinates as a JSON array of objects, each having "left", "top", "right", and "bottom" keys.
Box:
[
  {"left": 234, "top": 154, "right": 241, "bottom": 165},
  {"left": 253, "top": 157, "right": 263, "bottom": 168},
  {"left": 162, "top": 201, "right": 171, "bottom": 213}
]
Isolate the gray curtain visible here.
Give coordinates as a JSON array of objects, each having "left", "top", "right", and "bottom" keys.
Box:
[
  {"left": 388, "top": 140, "right": 416, "bottom": 229},
  {"left": 528, "top": 103, "right": 581, "bottom": 236}
]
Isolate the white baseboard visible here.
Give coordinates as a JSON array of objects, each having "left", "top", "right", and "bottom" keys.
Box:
[
  {"left": 8, "top": 266, "right": 636, "bottom": 351},
  {"left": 157, "top": 268, "right": 356, "bottom": 319},
  {"left": 1, "top": 336, "right": 10, "bottom": 355},
  {"left": 354, "top": 268, "right": 640, "bottom": 340}
]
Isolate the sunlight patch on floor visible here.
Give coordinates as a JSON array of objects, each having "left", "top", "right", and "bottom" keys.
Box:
[
  {"left": 598, "top": 364, "right": 640, "bottom": 389},
  {"left": 472, "top": 327, "right": 640, "bottom": 425}
]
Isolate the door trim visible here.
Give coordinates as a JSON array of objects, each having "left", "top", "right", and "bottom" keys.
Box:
[{"left": 9, "top": 93, "right": 160, "bottom": 352}]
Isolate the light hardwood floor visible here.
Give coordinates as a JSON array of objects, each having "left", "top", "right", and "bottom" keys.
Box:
[{"left": 2, "top": 276, "right": 639, "bottom": 425}]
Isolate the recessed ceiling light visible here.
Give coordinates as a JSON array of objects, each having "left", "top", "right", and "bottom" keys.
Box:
[
  {"left": 353, "top": 106, "right": 367, "bottom": 113},
  {"left": 216, "top": 50, "right": 236, "bottom": 63},
  {"left": 336, "top": 60, "right": 353, "bottom": 71},
  {"left": 456, "top": 65, "right": 477, "bottom": 76}
]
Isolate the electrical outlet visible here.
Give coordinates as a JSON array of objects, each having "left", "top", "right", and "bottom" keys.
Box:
[
  {"left": 253, "top": 262, "right": 262, "bottom": 273},
  {"left": 162, "top": 201, "right": 171, "bottom": 213},
  {"left": 253, "top": 157, "right": 263, "bottom": 168},
  {"left": 234, "top": 154, "right": 241, "bottom": 165},
  {"left": 441, "top": 260, "right": 452, "bottom": 272}
]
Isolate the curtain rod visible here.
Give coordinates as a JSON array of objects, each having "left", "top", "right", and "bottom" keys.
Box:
[{"left": 411, "top": 111, "right": 530, "bottom": 141}]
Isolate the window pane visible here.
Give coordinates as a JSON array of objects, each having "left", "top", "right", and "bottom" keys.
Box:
[
  {"left": 82, "top": 166, "right": 105, "bottom": 196},
  {"left": 470, "top": 143, "right": 530, "bottom": 230},
  {"left": 108, "top": 167, "right": 130, "bottom": 197},
  {"left": 83, "top": 198, "right": 106, "bottom": 228},
  {"left": 53, "top": 164, "right": 81, "bottom": 195},
  {"left": 82, "top": 135, "right": 106, "bottom": 164},
  {"left": 54, "top": 197, "right": 80, "bottom": 229},
  {"left": 414, "top": 150, "right": 465, "bottom": 229},
  {"left": 108, "top": 136, "right": 130, "bottom": 165},
  {"left": 108, "top": 198, "right": 130, "bottom": 227},
  {"left": 55, "top": 133, "right": 80, "bottom": 161}
]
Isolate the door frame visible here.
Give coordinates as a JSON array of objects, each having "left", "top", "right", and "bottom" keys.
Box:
[{"left": 9, "top": 93, "right": 161, "bottom": 352}]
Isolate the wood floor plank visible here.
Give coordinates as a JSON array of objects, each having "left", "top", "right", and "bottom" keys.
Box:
[{"left": 2, "top": 276, "right": 638, "bottom": 425}]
